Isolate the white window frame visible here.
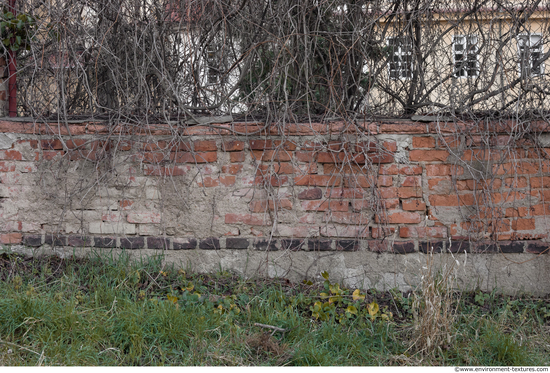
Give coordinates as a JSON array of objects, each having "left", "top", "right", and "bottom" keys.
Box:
[
  {"left": 387, "top": 37, "right": 413, "bottom": 80},
  {"left": 517, "top": 33, "right": 544, "bottom": 78},
  {"left": 453, "top": 35, "right": 479, "bottom": 78}
]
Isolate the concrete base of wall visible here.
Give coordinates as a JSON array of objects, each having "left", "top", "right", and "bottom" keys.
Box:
[{"left": 5, "top": 245, "right": 550, "bottom": 296}]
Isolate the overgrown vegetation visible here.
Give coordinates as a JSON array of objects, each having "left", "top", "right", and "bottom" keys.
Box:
[{"left": 0, "top": 251, "right": 548, "bottom": 366}]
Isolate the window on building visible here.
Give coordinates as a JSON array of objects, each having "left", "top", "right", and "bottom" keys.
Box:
[
  {"left": 453, "top": 35, "right": 478, "bottom": 78},
  {"left": 387, "top": 37, "right": 413, "bottom": 80},
  {"left": 518, "top": 34, "right": 544, "bottom": 78}
]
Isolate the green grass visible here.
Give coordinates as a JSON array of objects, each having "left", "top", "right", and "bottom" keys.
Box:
[{"left": 0, "top": 250, "right": 549, "bottom": 366}]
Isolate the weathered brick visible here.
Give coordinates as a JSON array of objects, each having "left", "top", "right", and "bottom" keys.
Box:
[
  {"left": 0, "top": 161, "right": 15, "bottom": 172},
  {"left": 400, "top": 226, "right": 447, "bottom": 238},
  {"left": 336, "top": 240, "right": 359, "bottom": 251},
  {"left": 397, "top": 187, "right": 423, "bottom": 199},
  {"left": 0, "top": 149, "right": 22, "bottom": 160},
  {"left": 255, "top": 238, "right": 278, "bottom": 251},
  {"left": 412, "top": 136, "right": 436, "bottom": 148},
  {"left": 230, "top": 152, "right": 246, "bottom": 162},
  {"left": 44, "top": 235, "right": 66, "bottom": 247},
  {"left": 148, "top": 237, "right": 170, "bottom": 249},
  {"left": 368, "top": 240, "right": 392, "bottom": 252},
  {"left": 308, "top": 239, "right": 333, "bottom": 251},
  {"left": 199, "top": 238, "right": 220, "bottom": 250},
  {"left": 68, "top": 236, "right": 92, "bottom": 247},
  {"left": 402, "top": 199, "right": 427, "bottom": 211},
  {"left": 94, "top": 237, "right": 117, "bottom": 248},
  {"left": 127, "top": 212, "right": 161, "bottom": 224},
  {"left": 298, "top": 188, "right": 323, "bottom": 200},
  {"left": 222, "top": 164, "right": 243, "bottom": 175},
  {"left": 526, "top": 242, "right": 549, "bottom": 254},
  {"left": 173, "top": 238, "right": 197, "bottom": 250},
  {"left": 426, "top": 164, "right": 463, "bottom": 176},
  {"left": 393, "top": 241, "right": 415, "bottom": 254},
  {"left": 409, "top": 149, "right": 449, "bottom": 162},
  {"left": 511, "top": 218, "right": 535, "bottom": 231},
  {"left": 226, "top": 238, "right": 250, "bottom": 249},
  {"left": 1, "top": 232, "right": 22, "bottom": 244},
  {"left": 429, "top": 194, "right": 475, "bottom": 206},
  {"left": 194, "top": 140, "right": 217, "bottom": 151},
  {"left": 301, "top": 200, "right": 348, "bottom": 212},
  {"left": 222, "top": 140, "right": 245, "bottom": 151},
  {"left": 251, "top": 150, "right": 292, "bottom": 162},
  {"left": 225, "top": 213, "right": 269, "bottom": 226},
  {"left": 275, "top": 225, "right": 319, "bottom": 238},
  {"left": 498, "top": 241, "right": 525, "bottom": 253},
  {"left": 198, "top": 176, "right": 219, "bottom": 187},
  {"left": 220, "top": 176, "right": 236, "bottom": 186},
  {"left": 448, "top": 241, "right": 470, "bottom": 253},
  {"left": 22, "top": 234, "right": 42, "bottom": 247},
  {"left": 120, "top": 237, "right": 145, "bottom": 249},
  {"left": 280, "top": 239, "right": 304, "bottom": 251},
  {"left": 371, "top": 226, "right": 396, "bottom": 239},
  {"left": 376, "top": 211, "right": 421, "bottom": 224},
  {"left": 295, "top": 175, "right": 341, "bottom": 187},
  {"left": 419, "top": 241, "right": 443, "bottom": 253}
]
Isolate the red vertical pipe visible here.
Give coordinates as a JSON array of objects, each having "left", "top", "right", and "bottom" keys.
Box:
[{"left": 7, "top": 0, "right": 16, "bottom": 117}]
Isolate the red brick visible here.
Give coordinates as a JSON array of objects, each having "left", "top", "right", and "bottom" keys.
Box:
[
  {"left": 41, "top": 139, "right": 64, "bottom": 150},
  {"left": 409, "top": 149, "right": 449, "bottom": 162},
  {"left": 379, "top": 187, "right": 398, "bottom": 199},
  {"left": 502, "top": 177, "right": 527, "bottom": 189},
  {"left": 530, "top": 177, "right": 550, "bottom": 188},
  {"left": 401, "top": 176, "right": 421, "bottom": 187},
  {"left": 249, "top": 139, "right": 296, "bottom": 151},
  {"left": 225, "top": 213, "right": 269, "bottom": 226},
  {"left": 397, "top": 187, "right": 422, "bottom": 199},
  {"left": 412, "top": 136, "right": 436, "bottom": 148},
  {"left": 299, "top": 188, "right": 323, "bottom": 200},
  {"left": 102, "top": 213, "right": 121, "bottom": 222},
  {"left": 428, "top": 177, "right": 452, "bottom": 192},
  {"left": 198, "top": 177, "right": 219, "bottom": 187},
  {"left": 1, "top": 232, "right": 22, "bottom": 244},
  {"left": 402, "top": 199, "right": 426, "bottom": 211},
  {"left": 351, "top": 200, "right": 370, "bottom": 211},
  {"left": 380, "top": 123, "right": 427, "bottom": 134},
  {"left": 505, "top": 207, "right": 529, "bottom": 217},
  {"left": 323, "top": 164, "right": 364, "bottom": 174},
  {"left": 230, "top": 152, "right": 246, "bottom": 162},
  {"left": 171, "top": 152, "right": 217, "bottom": 163},
  {"left": 119, "top": 200, "right": 133, "bottom": 210},
  {"left": 143, "top": 141, "right": 168, "bottom": 151},
  {"left": 399, "top": 226, "right": 447, "bottom": 238},
  {"left": 429, "top": 194, "right": 475, "bottom": 206},
  {"left": 144, "top": 165, "right": 189, "bottom": 176},
  {"left": 371, "top": 226, "right": 396, "bottom": 239},
  {"left": 0, "top": 161, "right": 15, "bottom": 172},
  {"left": 493, "top": 162, "right": 538, "bottom": 175},
  {"left": 43, "top": 151, "right": 64, "bottom": 160},
  {"left": 142, "top": 152, "right": 165, "bottom": 163},
  {"left": 378, "top": 176, "right": 393, "bottom": 186},
  {"left": 326, "top": 188, "right": 364, "bottom": 199},
  {"left": 295, "top": 175, "right": 341, "bottom": 187},
  {"left": 400, "top": 165, "right": 423, "bottom": 175},
  {"left": 302, "top": 141, "right": 324, "bottom": 150},
  {"left": 379, "top": 164, "right": 399, "bottom": 175},
  {"left": 426, "top": 164, "right": 463, "bottom": 176},
  {"left": 325, "top": 212, "right": 368, "bottom": 224},
  {"left": 343, "top": 175, "right": 373, "bottom": 188},
  {"left": 222, "top": 140, "right": 245, "bottom": 151},
  {"left": 376, "top": 211, "right": 422, "bottom": 224},
  {"left": 222, "top": 164, "right": 243, "bottom": 174},
  {"left": 220, "top": 176, "right": 236, "bottom": 186},
  {"left": 295, "top": 151, "right": 316, "bottom": 162},
  {"left": 367, "top": 153, "right": 394, "bottom": 164},
  {"left": 194, "top": 140, "right": 217, "bottom": 151},
  {"left": 0, "top": 150, "right": 22, "bottom": 161},
  {"left": 250, "top": 200, "right": 268, "bottom": 213},
  {"left": 251, "top": 150, "right": 292, "bottom": 162},
  {"left": 66, "top": 139, "right": 86, "bottom": 149},
  {"left": 17, "top": 140, "right": 39, "bottom": 149},
  {"left": 529, "top": 204, "right": 550, "bottom": 216},
  {"left": 255, "top": 175, "right": 288, "bottom": 187},
  {"left": 127, "top": 212, "right": 161, "bottom": 224},
  {"left": 301, "top": 200, "right": 348, "bottom": 212},
  {"left": 318, "top": 152, "right": 365, "bottom": 164},
  {"left": 511, "top": 218, "right": 535, "bottom": 231}
]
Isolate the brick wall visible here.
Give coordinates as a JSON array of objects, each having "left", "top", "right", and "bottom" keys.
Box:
[{"left": 0, "top": 118, "right": 549, "bottom": 261}]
